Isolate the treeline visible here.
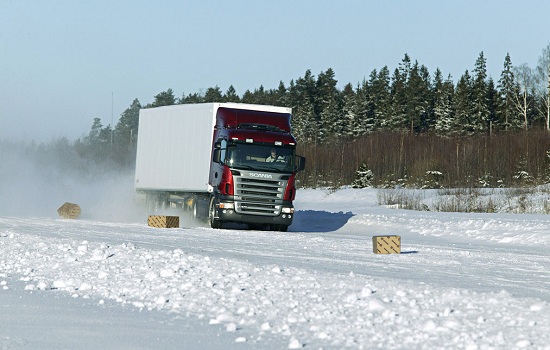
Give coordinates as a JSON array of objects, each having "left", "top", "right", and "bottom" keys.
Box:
[
  {"left": 64, "top": 45, "right": 550, "bottom": 187},
  {"left": 299, "top": 131, "right": 550, "bottom": 189}
]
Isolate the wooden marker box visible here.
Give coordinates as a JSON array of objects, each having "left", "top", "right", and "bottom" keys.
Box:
[
  {"left": 57, "top": 202, "right": 82, "bottom": 219},
  {"left": 148, "top": 215, "right": 179, "bottom": 228},
  {"left": 372, "top": 235, "right": 401, "bottom": 254}
]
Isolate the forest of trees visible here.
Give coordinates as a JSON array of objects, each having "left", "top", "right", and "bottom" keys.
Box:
[{"left": 38, "top": 45, "right": 550, "bottom": 188}]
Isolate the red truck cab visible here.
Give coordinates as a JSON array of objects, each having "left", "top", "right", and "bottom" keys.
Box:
[{"left": 208, "top": 107, "right": 305, "bottom": 231}]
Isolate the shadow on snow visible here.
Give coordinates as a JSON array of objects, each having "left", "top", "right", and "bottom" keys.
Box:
[{"left": 291, "top": 210, "right": 354, "bottom": 232}]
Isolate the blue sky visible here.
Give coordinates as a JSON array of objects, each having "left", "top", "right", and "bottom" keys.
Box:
[{"left": 1, "top": 0, "right": 549, "bottom": 142}]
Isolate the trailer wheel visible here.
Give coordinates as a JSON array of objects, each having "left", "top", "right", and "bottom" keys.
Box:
[
  {"left": 146, "top": 193, "right": 161, "bottom": 213},
  {"left": 208, "top": 196, "right": 221, "bottom": 229},
  {"left": 192, "top": 200, "right": 199, "bottom": 220}
]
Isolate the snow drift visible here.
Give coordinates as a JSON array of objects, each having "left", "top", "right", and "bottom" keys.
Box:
[{"left": 1, "top": 188, "right": 549, "bottom": 349}]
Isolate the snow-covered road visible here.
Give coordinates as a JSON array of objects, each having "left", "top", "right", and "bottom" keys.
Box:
[{"left": 1, "top": 188, "right": 549, "bottom": 349}]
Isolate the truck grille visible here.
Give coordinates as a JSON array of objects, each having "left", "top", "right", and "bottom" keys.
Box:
[{"left": 233, "top": 173, "right": 287, "bottom": 216}]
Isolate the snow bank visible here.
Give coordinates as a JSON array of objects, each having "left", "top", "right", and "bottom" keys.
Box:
[{"left": 1, "top": 212, "right": 549, "bottom": 349}]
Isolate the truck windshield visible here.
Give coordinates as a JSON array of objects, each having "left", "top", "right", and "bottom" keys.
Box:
[{"left": 225, "top": 143, "right": 295, "bottom": 172}]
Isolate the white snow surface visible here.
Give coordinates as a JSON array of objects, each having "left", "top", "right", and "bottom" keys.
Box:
[{"left": 1, "top": 188, "right": 550, "bottom": 349}]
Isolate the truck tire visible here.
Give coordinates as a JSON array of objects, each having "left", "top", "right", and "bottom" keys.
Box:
[
  {"left": 192, "top": 200, "right": 199, "bottom": 220},
  {"left": 248, "top": 223, "right": 264, "bottom": 230},
  {"left": 272, "top": 224, "right": 288, "bottom": 232},
  {"left": 208, "top": 196, "right": 221, "bottom": 229}
]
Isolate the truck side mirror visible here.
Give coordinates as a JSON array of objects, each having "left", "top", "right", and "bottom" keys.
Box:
[
  {"left": 214, "top": 141, "right": 222, "bottom": 149},
  {"left": 212, "top": 149, "right": 221, "bottom": 163},
  {"left": 295, "top": 156, "right": 306, "bottom": 171}
]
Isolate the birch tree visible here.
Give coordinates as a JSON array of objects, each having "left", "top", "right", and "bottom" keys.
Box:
[
  {"left": 512, "top": 64, "right": 535, "bottom": 130},
  {"left": 536, "top": 43, "right": 550, "bottom": 131}
]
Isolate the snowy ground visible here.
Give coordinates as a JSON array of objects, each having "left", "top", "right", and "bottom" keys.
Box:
[{"left": 1, "top": 187, "right": 549, "bottom": 349}]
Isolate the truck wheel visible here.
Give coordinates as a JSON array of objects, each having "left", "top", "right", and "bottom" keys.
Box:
[
  {"left": 272, "top": 224, "right": 288, "bottom": 232},
  {"left": 208, "top": 197, "right": 221, "bottom": 229}
]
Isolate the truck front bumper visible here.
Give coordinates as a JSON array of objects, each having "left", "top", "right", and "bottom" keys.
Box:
[{"left": 215, "top": 207, "right": 294, "bottom": 226}]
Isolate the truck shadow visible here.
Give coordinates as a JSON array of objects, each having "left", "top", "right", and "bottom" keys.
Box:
[{"left": 291, "top": 210, "right": 354, "bottom": 232}]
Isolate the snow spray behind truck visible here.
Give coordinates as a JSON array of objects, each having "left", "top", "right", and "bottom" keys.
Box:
[{"left": 134, "top": 103, "right": 305, "bottom": 231}]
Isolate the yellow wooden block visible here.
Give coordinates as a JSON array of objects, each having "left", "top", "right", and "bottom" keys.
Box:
[
  {"left": 148, "top": 215, "right": 179, "bottom": 228},
  {"left": 372, "top": 235, "right": 401, "bottom": 254}
]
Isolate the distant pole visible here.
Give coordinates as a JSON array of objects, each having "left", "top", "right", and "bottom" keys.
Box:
[{"left": 111, "top": 92, "right": 114, "bottom": 147}]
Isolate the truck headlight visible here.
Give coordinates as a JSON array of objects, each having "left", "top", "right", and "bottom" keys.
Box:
[
  {"left": 219, "top": 202, "right": 234, "bottom": 209},
  {"left": 282, "top": 207, "right": 294, "bottom": 214}
]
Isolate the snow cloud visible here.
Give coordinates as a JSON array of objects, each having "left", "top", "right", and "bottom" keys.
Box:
[{"left": 0, "top": 140, "right": 142, "bottom": 223}]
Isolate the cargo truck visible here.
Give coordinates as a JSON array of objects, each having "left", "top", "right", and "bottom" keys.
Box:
[{"left": 134, "top": 103, "right": 305, "bottom": 231}]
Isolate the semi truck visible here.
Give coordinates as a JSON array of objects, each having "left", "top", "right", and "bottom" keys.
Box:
[{"left": 134, "top": 102, "right": 305, "bottom": 231}]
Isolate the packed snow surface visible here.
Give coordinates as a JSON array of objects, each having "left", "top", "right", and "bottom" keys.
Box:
[{"left": 1, "top": 188, "right": 549, "bottom": 349}]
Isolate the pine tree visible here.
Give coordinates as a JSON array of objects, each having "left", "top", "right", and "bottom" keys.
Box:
[
  {"left": 315, "top": 68, "right": 341, "bottom": 140},
  {"left": 150, "top": 89, "right": 176, "bottom": 107},
  {"left": 88, "top": 117, "right": 103, "bottom": 144},
  {"left": 115, "top": 99, "right": 141, "bottom": 138},
  {"left": 98, "top": 125, "right": 112, "bottom": 155},
  {"left": 385, "top": 55, "right": 412, "bottom": 131},
  {"left": 340, "top": 83, "right": 356, "bottom": 138},
  {"left": 250, "top": 85, "right": 267, "bottom": 104},
  {"left": 497, "top": 53, "right": 517, "bottom": 130},
  {"left": 434, "top": 70, "right": 455, "bottom": 133},
  {"left": 85, "top": 118, "right": 111, "bottom": 161},
  {"left": 387, "top": 68, "right": 408, "bottom": 130},
  {"left": 372, "top": 67, "right": 391, "bottom": 131},
  {"left": 224, "top": 85, "right": 240, "bottom": 103},
  {"left": 419, "top": 65, "right": 435, "bottom": 129},
  {"left": 241, "top": 89, "right": 254, "bottom": 104},
  {"left": 453, "top": 70, "right": 474, "bottom": 134},
  {"left": 203, "top": 86, "right": 223, "bottom": 103},
  {"left": 263, "top": 86, "right": 281, "bottom": 106},
  {"left": 406, "top": 62, "right": 432, "bottom": 132},
  {"left": 472, "top": 52, "right": 490, "bottom": 132},
  {"left": 353, "top": 78, "right": 373, "bottom": 136},
  {"left": 275, "top": 81, "right": 289, "bottom": 107},
  {"left": 352, "top": 163, "right": 374, "bottom": 188},
  {"left": 292, "top": 91, "right": 316, "bottom": 142},
  {"left": 433, "top": 69, "right": 445, "bottom": 130},
  {"left": 399, "top": 54, "right": 412, "bottom": 82},
  {"left": 290, "top": 70, "right": 318, "bottom": 141},
  {"left": 113, "top": 98, "right": 141, "bottom": 165},
  {"left": 486, "top": 78, "right": 499, "bottom": 134},
  {"left": 180, "top": 92, "right": 204, "bottom": 104}
]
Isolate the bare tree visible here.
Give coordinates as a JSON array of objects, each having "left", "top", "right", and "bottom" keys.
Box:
[
  {"left": 536, "top": 43, "right": 550, "bottom": 131},
  {"left": 512, "top": 64, "right": 535, "bottom": 130}
]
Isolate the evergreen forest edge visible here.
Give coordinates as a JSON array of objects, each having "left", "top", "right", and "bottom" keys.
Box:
[{"left": 5, "top": 47, "right": 550, "bottom": 190}]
